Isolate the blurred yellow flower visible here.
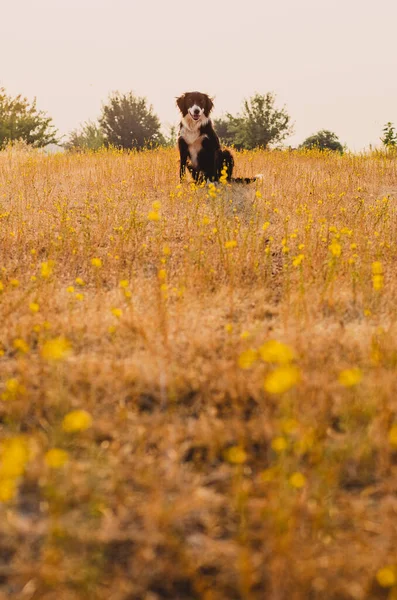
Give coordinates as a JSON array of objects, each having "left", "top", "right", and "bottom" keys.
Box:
[
  {"left": 259, "top": 340, "right": 295, "bottom": 364},
  {"left": 111, "top": 308, "right": 122, "bottom": 318},
  {"left": 338, "top": 367, "right": 362, "bottom": 388},
  {"left": 292, "top": 254, "right": 305, "bottom": 267},
  {"left": 119, "top": 279, "right": 129, "bottom": 288},
  {"left": 238, "top": 349, "right": 258, "bottom": 369},
  {"left": 264, "top": 365, "right": 301, "bottom": 394},
  {"left": 41, "top": 261, "right": 54, "bottom": 278},
  {"left": 0, "top": 479, "right": 17, "bottom": 502},
  {"left": 223, "top": 446, "right": 247, "bottom": 464},
  {"left": 41, "top": 337, "right": 71, "bottom": 362},
  {"left": 376, "top": 566, "right": 396, "bottom": 588},
  {"left": 388, "top": 424, "right": 397, "bottom": 448},
  {"left": 289, "top": 472, "right": 307, "bottom": 489},
  {"left": 75, "top": 277, "right": 85, "bottom": 286},
  {"left": 13, "top": 338, "right": 29, "bottom": 354},
  {"left": 91, "top": 257, "right": 102, "bottom": 268},
  {"left": 225, "top": 240, "right": 237, "bottom": 249},
  {"left": 62, "top": 410, "right": 92, "bottom": 433},
  {"left": 29, "top": 302, "right": 39, "bottom": 313},
  {"left": 148, "top": 210, "right": 161, "bottom": 221},
  {"left": 271, "top": 436, "right": 288, "bottom": 453},
  {"left": 45, "top": 448, "right": 69, "bottom": 468},
  {"left": 329, "top": 240, "right": 342, "bottom": 257},
  {"left": 1, "top": 378, "right": 25, "bottom": 401},
  {"left": 372, "top": 262, "right": 384, "bottom": 290},
  {"left": 0, "top": 437, "right": 29, "bottom": 478}
]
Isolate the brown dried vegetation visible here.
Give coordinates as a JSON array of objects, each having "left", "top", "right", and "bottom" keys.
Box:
[{"left": 0, "top": 146, "right": 397, "bottom": 599}]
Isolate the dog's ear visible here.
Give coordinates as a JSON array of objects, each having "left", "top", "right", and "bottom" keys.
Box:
[
  {"left": 176, "top": 94, "right": 187, "bottom": 114},
  {"left": 204, "top": 95, "right": 214, "bottom": 115}
]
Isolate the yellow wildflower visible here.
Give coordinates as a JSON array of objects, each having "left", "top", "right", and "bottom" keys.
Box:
[
  {"left": 238, "top": 349, "right": 258, "bottom": 369},
  {"left": 329, "top": 239, "right": 342, "bottom": 257},
  {"left": 29, "top": 302, "right": 39, "bottom": 313},
  {"left": 259, "top": 340, "right": 295, "bottom": 364},
  {"left": 223, "top": 446, "right": 248, "bottom": 464},
  {"left": 338, "top": 367, "right": 362, "bottom": 388},
  {"left": 264, "top": 365, "right": 301, "bottom": 395},
  {"left": 388, "top": 424, "right": 397, "bottom": 448},
  {"left": 147, "top": 210, "right": 161, "bottom": 221},
  {"left": 45, "top": 448, "right": 69, "bottom": 468},
  {"left": 62, "top": 410, "right": 92, "bottom": 433},
  {"left": 119, "top": 279, "right": 129, "bottom": 289},
  {"left": 91, "top": 257, "right": 102, "bottom": 268},
  {"left": 292, "top": 254, "right": 305, "bottom": 267},
  {"left": 372, "top": 261, "right": 384, "bottom": 290},
  {"left": 111, "top": 308, "right": 122, "bottom": 318},
  {"left": 376, "top": 566, "right": 396, "bottom": 588},
  {"left": 0, "top": 479, "right": 18, "bottom": 502},
  {"left": 41, "top": 337, "right": 71, "bottom": 362},
  {"left": 271, "top": 436, "right": 288, "bottom": 453},
  {"left": 289, "top": 472, "right": 307, "bottom": 489},
  {"left": 13, "top": 338, "right": 29, "bottom": 354},
  {"left": 225, "top": 240, "right": 237, "bottom": 249},
  {"left": 40, "top": 261, "right": 54, "bottom": 278},
  {"left": 0, "top": 437, "right": 29, "bottom": 478},
  {"left": 1, "top": 378, "right": 25, "bottom": 401}
]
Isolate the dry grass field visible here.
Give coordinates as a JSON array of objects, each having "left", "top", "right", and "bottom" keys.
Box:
[{"left": 1, "top": 145, "right": 397, "bottom": 600}]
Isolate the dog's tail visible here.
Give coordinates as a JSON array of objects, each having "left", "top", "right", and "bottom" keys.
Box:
[
  {"left": 230, "top": 177, "right": 257, "bottom": 184},
  {"left": 230, "top": 174, "right": 264, "bottom": 184}
]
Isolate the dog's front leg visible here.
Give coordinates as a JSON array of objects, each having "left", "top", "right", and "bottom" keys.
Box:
[{"left": 178, "top": 138, "right": 189, "bottom": 181}]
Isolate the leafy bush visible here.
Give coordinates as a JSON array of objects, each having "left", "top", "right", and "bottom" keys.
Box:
[
  {"left": 0, "top": 87, "right": 58, "bottom": 148},
  {"left": 300, "top": 130, "right": 344, "bottom": 153},
  {"left": 64, "top": 121, "right": 105, "bottom": 152},
  {"left": 99, "top": 91, "right": 164, "bottom": 150},
  {"left": 214, "top": 93, "right": 293, "bottom": 150}
]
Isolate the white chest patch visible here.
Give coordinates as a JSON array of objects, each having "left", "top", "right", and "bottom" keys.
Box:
[
  {"left": 180, "top": 128, "right": 207, "bottom": 167},
  {"left": 180, "top": 117, "right": 209, "bottom": 168}
]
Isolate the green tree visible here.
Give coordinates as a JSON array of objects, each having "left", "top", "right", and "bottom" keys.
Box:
[
  {"left": 163, "top": 124, "right": 177, "bottom": 148},
  {"left": 99, "top": 92, "right": 164, "bottom": 150},
  {"left": 213, "top": 117, "right": 237, "bottom": 147},
  {"left": 300, "top": 130, "right": 344, "bottom": 153},
  {"left": 0, "top": 87, "right": 58, "bottom": 149},
  {"left": 214, "top": 93, "right": 293, "bottom": 150},
  {"left": 381, "top": 122, "right": 397, "bottom": 148},
  {"left": 64, "top": 120, "right": 104, "bottom": 151}
]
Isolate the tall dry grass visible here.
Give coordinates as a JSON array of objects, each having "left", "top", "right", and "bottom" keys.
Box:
[{"left": 1, "top": 145, "right": 397, "bottom": 599}]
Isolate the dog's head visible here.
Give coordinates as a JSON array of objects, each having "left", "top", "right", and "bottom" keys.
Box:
[{"left": 176, "top": 91, "right": 214, "bottom": 123}]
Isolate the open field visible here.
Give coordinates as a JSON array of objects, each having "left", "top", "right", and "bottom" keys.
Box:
[{"left": 1, "top": 146, "right": 397, "bottom": 599}]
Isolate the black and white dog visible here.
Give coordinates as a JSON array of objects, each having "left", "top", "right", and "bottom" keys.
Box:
[{"left": 176, "top": 91, "right": 254, "bottom": 184}]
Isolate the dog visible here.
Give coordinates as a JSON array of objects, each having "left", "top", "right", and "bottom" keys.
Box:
[{"left": 176, "top": 91, "right": 255, "bottom": 184}]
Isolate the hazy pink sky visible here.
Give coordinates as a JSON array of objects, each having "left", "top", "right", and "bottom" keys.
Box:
[{"left": 2, "top": 0, "right": 396, "bottom": 150}]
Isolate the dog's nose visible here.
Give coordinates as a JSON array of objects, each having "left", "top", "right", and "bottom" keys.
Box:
[{"left": 194, "top": 108, "right": 200, "bottom": 115}]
